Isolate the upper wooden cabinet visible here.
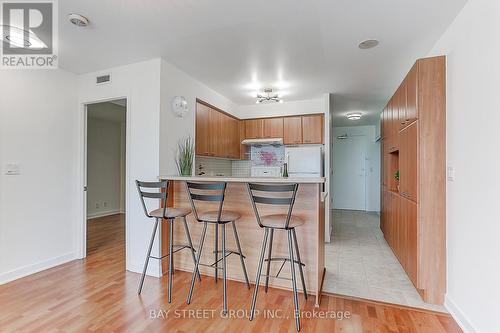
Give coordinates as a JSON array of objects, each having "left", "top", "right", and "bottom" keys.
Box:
[
  {"left": 195, "top": 101, "right": 240, "bottom": 159},
  {"left": 195, "top": 103, "right": 211, "bottom": 156},
  {"left": 262, "top": 118, "right": 284, "bottom": 138},
  {"left": 302, "top": 115, "right": 324, "bottom": 144},
  {"left": 405, "top": 63, "right": 418, "bottom": 124},
  {"left": 283, "top": 116, "right": 302, "bottom": 144},
  {"left": 245, "top": 119, "right": 263, "bottom": 139}
]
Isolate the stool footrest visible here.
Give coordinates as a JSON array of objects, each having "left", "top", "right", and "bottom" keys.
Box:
[
  {"left": 265, "top": 257, "right": 305, "bottom": 266},
  {"left": 149, "top": 244, "right": 196, "bottom": 260}
]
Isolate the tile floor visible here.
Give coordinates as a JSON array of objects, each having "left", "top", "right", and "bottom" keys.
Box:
[{"left": 323, "top": 210, "right": 446, "bottom": 312}]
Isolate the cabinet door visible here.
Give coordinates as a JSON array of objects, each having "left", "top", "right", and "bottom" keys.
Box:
[
  {"left": 228, "top": 117, "right": 240, "bottom": 159},
  {"left": 210, "top": 109, "right": 223, "bottom": 157},
  {"left": 399, "top": 80, "right": 408, "bottom": 130},
  {"left": 263, "top": 117, "right": 284, "bottom": 138},
  {"left": 400, "top": 122, "right": 418, "bottom": 202},
  {"left": 238, "top": 120, "right": 249, "bottom": 160},
  {"left": 406, "top": 62, "right": 418, "bottom": 123},
  {"left": 283, "top": 117, "right": 302, "bottom": 144},
  {"left": 195, "top": 103, "right": 211, "bottom": 156},
  {"left": 406, "top": 198, "right": 418, "bottom": 287},
  {"left": 302, "top": 115, "right": 324, "bottom": 144},
  {"left": 245, "top": 119, "right": 263, "bottom": 139}
]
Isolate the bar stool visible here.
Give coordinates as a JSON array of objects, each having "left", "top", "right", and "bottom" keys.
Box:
[
  {"left": 246, "top": 183, "right": 307, "bottom": 332},
  {"left": 185, "top": 181, "right": 250, "bottom": 314},
  {"left": 135, "top": 180, "right": 200, "bottom": 303}
]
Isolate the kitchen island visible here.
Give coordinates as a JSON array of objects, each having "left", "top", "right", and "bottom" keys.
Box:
[{"left": 158, "top": 175, "right": 326, "bottom": 306}]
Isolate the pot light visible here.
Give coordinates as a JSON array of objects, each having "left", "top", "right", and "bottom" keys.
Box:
[
  {"left": 1, "top": 25, "right": 47, "bottom": 49},
  {"left": 347, "top": 113, "right": 362, "bottom": 120},
  {"left": 358, "top": 39, "right": 379, "bottom": 50}
]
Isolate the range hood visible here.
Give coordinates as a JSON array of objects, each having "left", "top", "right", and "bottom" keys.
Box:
[{"left": 241, "top": 138, "right": 283, "bottom": 146}]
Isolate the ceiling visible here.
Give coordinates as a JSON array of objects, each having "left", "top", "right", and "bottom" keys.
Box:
[{"left": 59, "top": 0, "right": 467, "bottom": 126}]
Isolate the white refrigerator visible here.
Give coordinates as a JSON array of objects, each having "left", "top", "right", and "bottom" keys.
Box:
[{"left": 284, "top": 146, "right": 323, "bottom": 178}]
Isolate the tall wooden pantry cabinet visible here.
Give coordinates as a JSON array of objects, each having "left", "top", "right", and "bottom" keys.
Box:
[{"left": 380, "top": 56, "right": 446, "bottom": 304}]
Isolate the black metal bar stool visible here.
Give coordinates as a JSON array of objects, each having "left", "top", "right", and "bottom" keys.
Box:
[
  {"left": 246, "top": 183, "right": 307, "bottom": 332},
  {"left": 185, "top": 181, "right": 250, "bottom": 314},
  {"left": 135, "top": 180, "right": 200, "bottom": 303}
]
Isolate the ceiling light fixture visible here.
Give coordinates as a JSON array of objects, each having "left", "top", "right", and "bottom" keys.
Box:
[
  {"left": 347, "top": 113, "right": 362, "bottom": 120},
  {"left": 1, "top": 25, "right": 47, "bottom": 49},
  {"left": 256, "top": 88, "right": 283, "bottom": 104},
  {"left": 68, "top": 13, "right": 89, "bottom": 27},
  {"left": 358, "top": 39, "right": 379, "bottom": 50}
]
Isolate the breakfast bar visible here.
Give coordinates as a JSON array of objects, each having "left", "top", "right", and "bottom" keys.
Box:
[{"left": 158, "top": 175, "right": 326, "bottom": 307}]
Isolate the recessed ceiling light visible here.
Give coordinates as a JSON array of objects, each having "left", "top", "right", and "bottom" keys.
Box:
[
  {"left": 358, "top": 39, "right": 379, "bottom": 49},
  {"left": 68, "top": 13, "right": 89, "bottom": 27},
  {"left": 347, "top": 113, "right": 362, "bottom": 120},
  {"left": 1, "top": 25, "right": 47, "bottom": 48}
]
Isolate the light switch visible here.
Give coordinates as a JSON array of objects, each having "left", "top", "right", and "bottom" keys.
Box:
[
  {"left": 447, "top": 166, "right": 455, "bottom": 181},
  {"left": 5, "top": 163, "right": 20, "bottom": 175}
]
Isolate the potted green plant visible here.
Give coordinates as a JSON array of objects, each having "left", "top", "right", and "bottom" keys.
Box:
[
  {"left": 394, "top": 170, "right": 400, "bottom": 192},
  {"left": 176, "top": 136, "right": 194, "bottom": 176}
]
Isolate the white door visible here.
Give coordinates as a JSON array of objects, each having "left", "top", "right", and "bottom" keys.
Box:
[{"left": 333, "top": 135, "right": 366, "bottom": 210}]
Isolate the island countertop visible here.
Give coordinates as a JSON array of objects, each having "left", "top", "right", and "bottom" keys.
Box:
[
  {"left": 158, "top": 175, "right": 325, "bottom": 184},
  {"left": 158, "top": 176, "right": 326, "bottom": 307}
]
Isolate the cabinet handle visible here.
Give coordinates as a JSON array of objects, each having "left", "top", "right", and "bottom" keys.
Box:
[{"left": 401, "top": 121, "right": 406, "bottom": 125}]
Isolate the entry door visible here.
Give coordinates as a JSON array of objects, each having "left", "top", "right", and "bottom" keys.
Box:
[{"left": 333, "top": 135, "right": 367, "bottom": 211}]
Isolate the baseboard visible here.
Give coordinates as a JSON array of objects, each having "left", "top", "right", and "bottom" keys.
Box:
[
  {"left": 445, "top": 295, "right": 478, "bottom": 333},
  {"left": 128, "top": 260, "right": 162, "bottom": 278},
  {"left": 87, "top": 209, "right": 122, "bottom": 219},
  {"left": 0, "top": 252, "right": 76, "bottom": 285}
]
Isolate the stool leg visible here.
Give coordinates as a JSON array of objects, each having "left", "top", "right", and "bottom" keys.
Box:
[
  {"left": 221, "top": 223, "right": 228, "bottom": 314},
  {"left": 288, "top": 230, "right": 300, "bottom": 331},
  {"left": 138, "top": 218, "right": 159, "bottom": 295},
  {"left": 264, "top": 228, "right": 274, "bottom": 293},
  {"left": 187, "top": 222, "right": 208, "bottom": 305},
  {"left": 214, "top": 223, "right": 218, "bottom": 283},
  {"left": 231, "top": 221, "right": 250, "bottom": 289},
  {"left": 183, "top": 217, "right": 201, "bottom": 281},
  {"left": 292, "top": 228, "right": 308, "bottom": 300},
  {"left": 168, "top": 219, "right": 174, "bottom": 303},
  {"left": 249, "top": 228, "right": 269, "bottom": 321}
]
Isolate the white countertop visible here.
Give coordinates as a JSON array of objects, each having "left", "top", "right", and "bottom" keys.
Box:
[{"left": 158, "top": 175, "right": 325, "bottom": 184}]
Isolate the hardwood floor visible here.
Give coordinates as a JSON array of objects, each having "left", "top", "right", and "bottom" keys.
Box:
[{"left": 0, "top": 214, "right": 461, "bottom": 332}]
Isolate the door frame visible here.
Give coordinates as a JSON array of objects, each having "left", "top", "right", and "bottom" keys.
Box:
[{"left": 76, "top": 96, "right": 131, "bottom": 267}]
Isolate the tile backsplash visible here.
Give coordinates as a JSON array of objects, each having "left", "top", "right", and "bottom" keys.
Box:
[
  {"left": 195, "top": 157, "right": 232, "bottom": 176},
  {"left": 196, "top": 146, "right": 284, "bottom": 177}
]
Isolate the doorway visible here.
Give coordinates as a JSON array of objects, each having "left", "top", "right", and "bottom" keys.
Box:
[{"left": 85, "top": 99, "right": 127, "bottom": 257}]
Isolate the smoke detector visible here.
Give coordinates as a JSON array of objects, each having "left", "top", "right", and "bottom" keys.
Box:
[
  {"left": 358, "top": 39, "right": 379, "bottom": 50},
  {"left": 68, "top": 14, "right": 89, "bottom": 27}
]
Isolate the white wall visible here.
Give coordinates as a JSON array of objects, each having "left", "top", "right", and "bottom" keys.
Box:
[
  {"left": 159, "top": 59, "right": 238, "bottom": 175},
  {"left": 428, "top": 1, "right": 500, "bottom": 332},
  {"left": 78, "top": 58, "right": 162, "bottom": 277},
  {"left": 0, "top": 69, "right": 78, "bottom": 284},
  {"left": 332, "top": 126, "right": 380, "bottom": 212},
  {"left": 86, "top": 114, "right": 125, "bottom": 218},
  {"left": 236, "top": 98, "right": 324, "bottom": 119}
]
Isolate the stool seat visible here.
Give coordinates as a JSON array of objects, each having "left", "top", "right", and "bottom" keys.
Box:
[
  {"left": 150, "top": 207, "right": 191, "bottom": 219},
  {"left": 261, "top": 214, "right": 304, "bottom": 229},
  {"left": 198, "top": 210, "right": 241, "bottom": 223}
]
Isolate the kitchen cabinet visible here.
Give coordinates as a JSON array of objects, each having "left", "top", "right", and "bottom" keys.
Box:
[
  {"left": 283, "top": 116, "right": 302, "bottom": 144},
  {"left": 380, "top": 56, "right": 446, "bottom": 304},
  {"left": 239, "top": 121, "right": 249, "bottom": 160},
  {"left": 195, "top": 103, "right": 211, "bottom": 156},
  {"left": 262, "top": 117, "right": 284, "bottom": 138},
  {"left": 302, "top": 115, "right": 324, "bottom": 144},
  {"left": 405, "top": 63, "right": 418, "bottom": 124},
  {"left": 245, "top": 119, "right": 263, "bottom": 139},
  {"left": 399, "top": 122, "right": 418, "bottom": 202},
  {"left": 195, "top": 101, "right": 240, "bottom": 159}
]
